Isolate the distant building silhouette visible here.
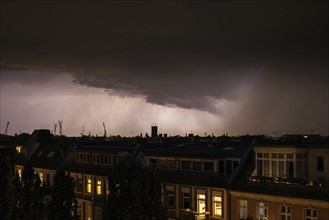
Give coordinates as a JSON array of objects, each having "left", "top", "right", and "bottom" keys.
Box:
[{"left": 151, "top": 125, "right": 158, "bottom": 138}]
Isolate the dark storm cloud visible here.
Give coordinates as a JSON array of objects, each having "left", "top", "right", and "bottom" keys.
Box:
[{"left": 1, "top": 1, "right": 328, "bottom": 133}]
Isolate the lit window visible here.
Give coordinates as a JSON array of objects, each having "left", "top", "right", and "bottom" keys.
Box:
[
  {"left": 39, "top": 173, "right": 43, "bottom": 184},
  {"left": 305, "top": 208, "right": 318, "bottom": 220},
  {"left": 213, "top": 196, "right": 222, "bottom": 217},
  {"left": 96, "top": 180, "right": 102, "bottom": 195},
  {"left": 280, "top": 205, "right": 291, "bottom": 220},
  {"left": 87, "top": 178, "right": 92, "bottom": 193},
  {"left": 17, "top": 169, "right": 22, "bottom": 180},
  {"left": 238, "top": 199, "right": 247, "bottom": 219},
  {"left": 258, "top": 202, "right": 268, "bottom": 220},
  {"left": 16, "top": 146, "right": 22, "bottom": 153},
  {"left": 197, "top": 194, "right": 206, "bottom": 214},
  {"left": 87, "top": 204, "right": 92, "bottom": 220}
]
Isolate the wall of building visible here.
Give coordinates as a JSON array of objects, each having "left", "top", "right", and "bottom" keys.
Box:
[
  {"left": 230, "top": 191, "right": 329, "bottom": 220},
  {"left": 163, "top": 182, "right": 228, "bottom": 220},
  {"left": 70, "top": 172, "right": 108, "bottom": 220},
  {"left": 308, "top": 148, "right": 329, "bottom": 183}
]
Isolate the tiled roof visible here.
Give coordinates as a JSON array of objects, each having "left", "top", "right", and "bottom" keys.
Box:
[{"left": 152, "top": 169, "right": 228, "bottom": 187}]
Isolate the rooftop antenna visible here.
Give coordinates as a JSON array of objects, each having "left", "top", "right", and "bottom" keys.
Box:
[
  {"left": 53, "top": 123, "right": 57, "bottom": 135},
  {"left": 58, "top": 120, "right": 63, "bottom": 135},
  {"left": 103, "top": 122, "right": 107, "bottom": 137},
  {"left": 4, "top": 121, "right": 10, "bottom": 135}
]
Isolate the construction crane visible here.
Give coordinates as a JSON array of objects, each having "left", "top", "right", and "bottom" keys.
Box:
[
  {"left": 4, "top": 121, "right": 10, "bottom": 135},
  {"left": 81, "top": 125, "right": 85, "bottom": 136},
  {"left": 53, "top": 123, "right": 57, "bottom": 135},
  {"left": 58, "top": 120, "right": 63, "bottom": 136},
  {"left": 103, "top": 122, "right": 107, "bottom": 137}
]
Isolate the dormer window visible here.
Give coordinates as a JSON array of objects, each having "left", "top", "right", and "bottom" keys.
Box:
[{"left": 47, "top": 152, "right": 55, "bottom": 158}]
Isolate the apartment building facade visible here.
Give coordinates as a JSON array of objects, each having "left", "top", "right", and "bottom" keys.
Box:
[
  {"left": 229, "top": 143, "right": 329, "bottom": 220},
  {"left": 13, "top": 131, "right": 329, "bottom": 220}
]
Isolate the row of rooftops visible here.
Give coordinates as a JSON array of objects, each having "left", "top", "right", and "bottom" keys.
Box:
[
  {"left": 7, "top": 129, "right": 328, "bottom": 166},
  {"left": 3, "top": 129, "right": 328, "bottom": 201}
]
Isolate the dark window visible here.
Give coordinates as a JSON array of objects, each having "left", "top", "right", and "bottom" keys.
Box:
[
  {"left": 78, "top": 178, "right": 83, "bottom": 192},
  {"left": 204, "top": 162, "right": 214, "bottom": 171},
  {"left": 218, "top": 160, "right": 224, "bottom": 174},
  {"left": 317, "top": 157, "right": 324, "bottom": 171},
  {"left": 192, "top": 161, "right": 202, "bottom": 171},
  {"left": 287, "top": 154, "right": 293, "bottom": 159},
  {"left": 226, "top": 160, "right": 232, "bottom": 176},
  {"left": 286, "top": 161, "right": 294, "bottom": 178},
  {"left": 257, "top": 160, "right": 262, "bottom": 177},
  {"left": 183, "top": 193, "right": 190, "bottom": 209},
  {"left": 46, "top": 174, "right": 50, "bottom": 188},
  {"left": 158, "top": 159, "right": 168, "bottom": 169},
  {"left": 150, "top": 159, "right": 158, "bottom": 168},
  {"left": 168, "top": 160, "right": 177, "bottom": 169},
  {"left": 181, "top": 161, "right": 191, "bottom": 170},
  {"left": 168, "top": 192, "right": 175, "bottom": 209},
  {"left": 233, "top": 161, "right": 239, "bottom": 171}
]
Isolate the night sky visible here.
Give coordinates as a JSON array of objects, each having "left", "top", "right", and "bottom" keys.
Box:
[{"left": 1, "top": 1, "right": 328, "bottom": 136}]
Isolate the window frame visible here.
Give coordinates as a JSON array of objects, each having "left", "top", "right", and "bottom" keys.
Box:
[
  {"left": 96, "top": 180, "right": 102, "bottom": 195},
  {"left": 238, "top": 199, "right": 248, "bottom": 219},
  {"left": 304, "top": 207, "right": 318, "bottom": 220},
  {"left": 317, "top": 156, "right": 324, "bottom": 172},
  {"left": 279, "top": 204, "right": 291, "bottom": 220}
]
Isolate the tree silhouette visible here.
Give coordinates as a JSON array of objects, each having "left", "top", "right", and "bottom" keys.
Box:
[
  {"left": 48, "top": 170, "right": 78, "bottom": 220},
  {"left": 0, "top": 155, "right": 16, "bottom": 219},
  {"left": 15, "top": 163, "right": 46, "bottom": 219},
  {"left": 107, "top": 160, "right": 165, "bottom": 219}
]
